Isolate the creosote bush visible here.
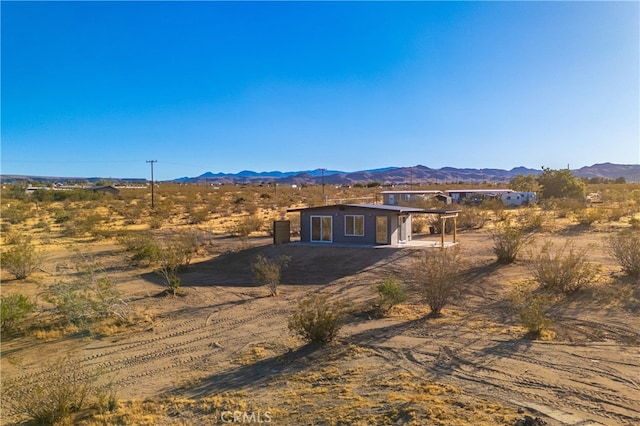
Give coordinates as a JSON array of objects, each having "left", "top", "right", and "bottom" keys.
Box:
[
  {"left": 510, "top": 282, "right": 552, "bottom": 338},
  {"left": 288, "top": 294, "right": 344, "bottom": 344},
  {"left": 412, "top": 246, "right": 466, "bottom": 317},
  {"left": 1, "top": 293, "right": 34, "bottom": 337},
  {"left": 608, "top": 230, "right": 640, "bottom": 278},
  {"left": 1, "top": 234, "right": 44, "bottom": 280},
  {"left": 529, "top": 241, "right": 597, "bottom": 293},
  {"left": 374, "top": 275, "right": 408, "bottom": 315},
  {"left": 492, "top": 223, "right": 532, "bottom": 264},
  {"left": 252, "top": 254, "right": 290, "bottom": 296},
  {"left": 1, "top": 358, "right": 109, "bottom": 425}
]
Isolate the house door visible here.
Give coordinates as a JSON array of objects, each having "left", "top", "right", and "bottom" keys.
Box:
[
  {"left": 375, "top": 216, "right": 388, "bottom": 244},
  {"left": 311, "top": 216, "right": 332, "bottom": 242},
  {"left": 398, "top": 215, "right": 408, "bottom": 243}
]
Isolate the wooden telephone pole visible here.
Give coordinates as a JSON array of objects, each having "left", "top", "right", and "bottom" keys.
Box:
[{"left": 146, "top": 160, "right": 157, "bottom": 208}]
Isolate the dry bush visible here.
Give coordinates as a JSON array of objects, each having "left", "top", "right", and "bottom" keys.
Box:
[
  {"left": 230, "top": 214, "right": 264, "bottom": 237},
  {"left": 529, "top": 241, "right": 597, "bottom": 293},
  {"left": 288, "top": 294, "right": 344, "bottom": 344},
  {"left": 492, "top": 223, "right": 533, "bottom": 264},
  {"left": 1, "top": 358, "right": 107, "bottom": 425},
  {"left": 576, "top": 208, "right": 605, "bottom": 226},
  {"left": 45, "top": 257, "right": 126, "bottom": 327},
  {"left": 154, "top": 231, "right": 202, "bottom": 295},
  {"left": 608, "top": 230, "right": 640, "bottom": 278},
  {"left": 510, "top": 282, "right": 552, "bottom": 338},
  {"left": 412, "top": 246, "right": 466, "bottom": 316},
  {"left": 1, "top": 234, "right": 44, "bottom": 280},
  {"left": 251, "top": 254, "right": 290, "bottom": 296},
  {"left": 516, "top": 208, "right": 546, "bottom": 232}
]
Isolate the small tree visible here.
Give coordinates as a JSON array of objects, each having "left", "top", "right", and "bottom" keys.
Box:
[
  {"left": 1, "top": 293, "right": 34, "bottom": 336},
  {"left": 412, "top": 246, "right": 465, "bottom": 317},
  {"left": 374, "top": 275, "right": 408, "bottom": 315},
  {"left": 529, "top": 241, "right": 597, "bottom": 293},
  {"left": 608, "top": 231, "right": 640, "bottom": 278},
  {"left": 492, "top": 223, "right": 532, "bottom": 264},
  {"left": 1, "top": 235, "right": 43, "bottom": 280},
  {"left": 288, "top": 294, "right": 344, "bottom": 344},
  {"left": 252, "top": 255, "right": 290, "bottom": 296},
  {"left": 537, "top": 167, "right": 586, "bottom": 200}
]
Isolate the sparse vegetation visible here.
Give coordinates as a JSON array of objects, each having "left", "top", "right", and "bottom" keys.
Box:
[
  {"left": 608, "top": 230, "right": 640, "bottom": 278},
  {"left": 529, "top": 241, "right": 597, "bottom": 293},
  {"left": 412, "top": 246, "right": 466, "bottom": 316},
  {"left": 1, "top": 234, "right": 44, "bottom": 280},
  {"left": 492, "top": 222, "right": 532, "bottom": 264},
  {"left": 1, "top": 293, "right": 34, "bottom": 337},
  {"left": 252, "top": 254, "right": 290, "bottom": 296},
  {"left": 288, "top": 294, "right": 344, "bottom": 344},
  {"left": 510, "top": 282, "right": 552, "bottom": 338},
  {"left": 374, "top": 275, "right": 408, "bottom": 315},
  {"left": 1, "top": 358, "right": 105, "bottom": 425}
]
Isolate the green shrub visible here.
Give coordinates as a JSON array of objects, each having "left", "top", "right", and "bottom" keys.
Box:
[
  {"left": 529, "top": 241, "right": 597, "bottom": 293},
  {"left": 374, "top": 275, "right": 408, "bottom": 315},
  {"left": 492, "top": 223, "right": 532, "bottom": 264},
  {"left": 1, "top": 293, "right": 34, "bottom": 336},
  {"left": 510, "top": 283, "right": 552, "bottom": 338},
  {"left": 288, "top": 294, "right": 344, "bottom": 344},
  {"left": 1, "top": 235, "right": 43, "bottom": 280},
  {"left": 608, "top": 231, "right": 640, "bottom": 278},
  {"left": 252, "top": 254, "right": 290, "bottom": 296},
  {"left": 412, "top": 246, "right": 466, "bottom": 316}
]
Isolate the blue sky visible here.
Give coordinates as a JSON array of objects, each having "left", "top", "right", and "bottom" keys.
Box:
[{"left": 2, "top": 1, "right": 638, "bottom": 181}]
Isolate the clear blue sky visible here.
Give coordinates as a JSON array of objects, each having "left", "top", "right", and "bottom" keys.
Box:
[{"left": 2, "top": 1, "right": 638, "bottom": 181}]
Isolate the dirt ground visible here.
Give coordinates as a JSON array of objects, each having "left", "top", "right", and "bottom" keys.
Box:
[{"left": 1, "top": 224, "right": 639, "bottom": 425}]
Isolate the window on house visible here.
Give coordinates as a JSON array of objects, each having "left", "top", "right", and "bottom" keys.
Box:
[
  {"left": 345, "top": 215, "right": 364, "bottom": 236},
  {"left": 311, "top": 216, "right": 332, "bottom": 242}
]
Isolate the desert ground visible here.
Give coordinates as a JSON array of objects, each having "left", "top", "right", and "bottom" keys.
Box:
[{"left": 1, "top": 183, "right": 639, "bottom": 425}]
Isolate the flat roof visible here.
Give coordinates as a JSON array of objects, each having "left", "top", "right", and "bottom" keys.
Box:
[
  {"left": 380, "top": 190, "right": 443, "bottom": 194},
  {"left": 444, "top": 189, "right": 514, "bottom": 194},
  {"left": 287, "top": 203, "right": 460, "bottom": 215}
]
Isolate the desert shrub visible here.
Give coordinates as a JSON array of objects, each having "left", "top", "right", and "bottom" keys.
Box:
[
  {"left": 537, "top": 167, "right": 586, "bottom": 200},
  {"left": 576, "top": 208, "right": 605, "bottom": 226},
  {"left": 187, "top": 207, "right": 210, "bottom": 224},
  {"left": 230, "top": 215, "right": 264, "bottom": 237},
  {"left": 608, "top": 231, "right": 640, "bottom": 278},
  {"left": 1, "top": 202, "right": 31, "bottom": 224},
  {"left": 630, "top": 217, "right": 640, "bottom": 230},
  {"left": 517, "top": 208, "right": 546, "bottom": 232},
  {"left": 412, "top": 246, "right": 466, "bottom": 316},
  {"left": 411, "top": 215, "right": 429, "bottom": 233},
  {"left": 1, "top": 235, "right": 44, "bottom": 280},
  {"left": 1, "top": 293, "right": 34, "bottom": 336},
  {"left": 154, "top": 231, "right": 202, "bottom": 295},
  {"left": 374, "top": 275, "right": 408, "bottom": 315},
  {"left": 53, "top": 209, "right": 72, "bottom": 224},
  {"left": 529, "top": 241, "right": 597, "bottom": 293},
  {"left": 117, "top": 232, "right": 161, "bottom": 266},
  {"left": 288, "top": 294, "right": 344, "bottom": 344},
  {"left": 46, "top": 259, "right": 124, "bottom": 327},
  {"left": 510, "top": 282, "right": 552, "bottom": 337},
  {"left": 492, "top": 223, "right": 533, "bottom": 264},
  {"left": 252, "top": 254, "right": 290, "bottom": 296},
  {"left": 1, "top": 358, "right": 102, "bottom": 425},
  {"left": 457, "top": 208, "right": 490, "bottom": 230}
]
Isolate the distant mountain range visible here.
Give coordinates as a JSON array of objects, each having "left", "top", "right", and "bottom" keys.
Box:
[
  {"left": 174, "top": 163, "right": 640, "bottom": 185},
  {"left": 2, "top": 163, "right": 639, "bottom": 185}
]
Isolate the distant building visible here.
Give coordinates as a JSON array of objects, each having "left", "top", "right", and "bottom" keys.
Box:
[
  {"left": 444, "top": 189, "right": 535, "bottom": 206},
  {"left": 381, "top": 190, "right": 451, "bottom": 205},
  {"left": 89, "top": 185, "right": 120, "bottom": 196}
]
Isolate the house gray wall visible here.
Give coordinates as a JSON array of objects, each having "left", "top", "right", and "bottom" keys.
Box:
[{"left": 298, "top": 205, "right": 402, "bottom": 245}]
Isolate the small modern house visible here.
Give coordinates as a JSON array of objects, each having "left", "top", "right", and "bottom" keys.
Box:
[{"left": 287, "top": 204, "right": 460, "bottom": 247}]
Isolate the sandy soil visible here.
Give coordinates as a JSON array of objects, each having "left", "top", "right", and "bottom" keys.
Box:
[{"left": 1, "top": 227, "right": 639, "bottom": 425}]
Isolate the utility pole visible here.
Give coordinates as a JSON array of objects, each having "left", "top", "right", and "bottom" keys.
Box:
[
  {"left": 321, "top": 168, "right": 326, "bottom": 204},
  {"left": 146, "top": 160, "right": 157, "bottom": 209}
]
